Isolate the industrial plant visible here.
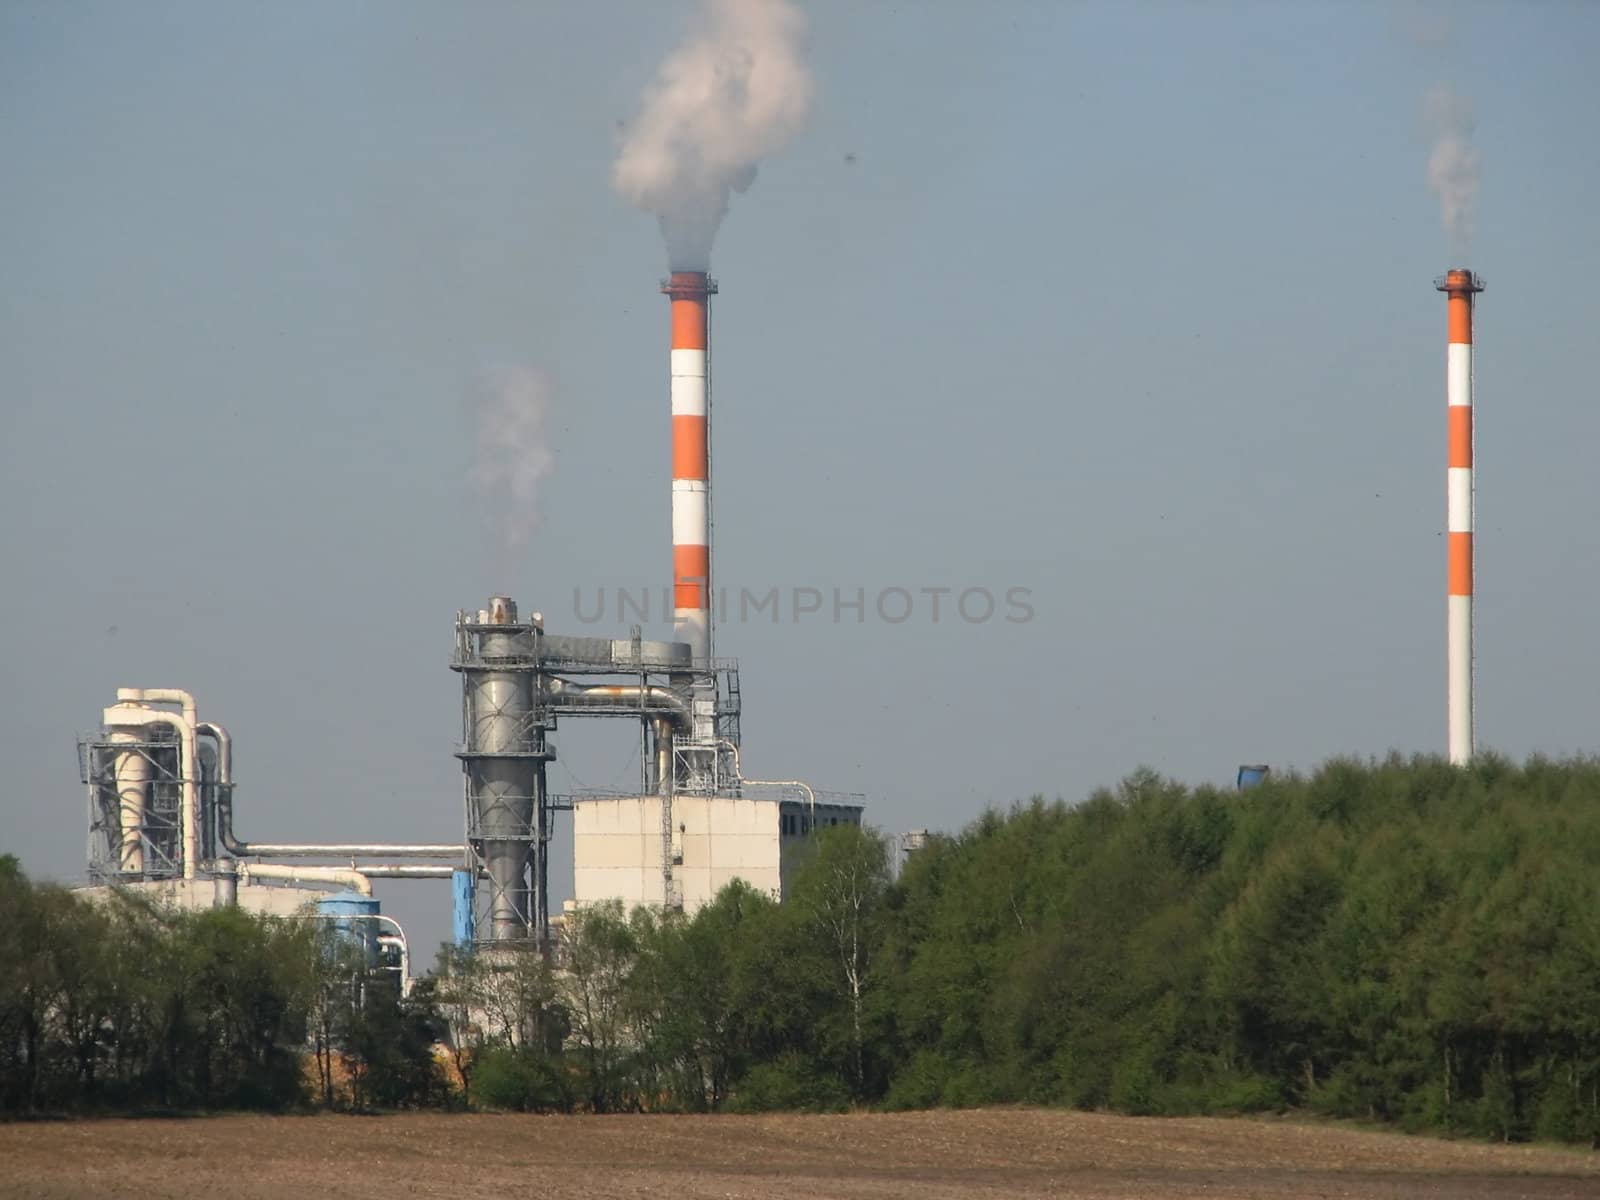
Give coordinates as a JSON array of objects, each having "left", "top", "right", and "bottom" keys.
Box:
[
  {"left": 74, "top": 270, "right": 863, "bottom": 963},
  {"left": 72, "top": 261, "right": 1486, "bottom": 968},
  {"left": 58, "top": 0, "right": 1486, "bottom": 982}
]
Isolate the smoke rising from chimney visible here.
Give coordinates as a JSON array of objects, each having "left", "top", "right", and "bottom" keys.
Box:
[
  {"left": 613, "top": 0, "right": 813, "bottom": 270},
  {"left": 1423, "top": 83, "right": 1480, "bottom": 253},
  {"left": 468, "top": 365, "right": 557, "bottom": 557}
]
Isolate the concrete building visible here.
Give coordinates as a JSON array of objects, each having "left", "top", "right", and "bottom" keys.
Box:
[{"left": 572, "top": 794, "right": 865, "bottom": 912}]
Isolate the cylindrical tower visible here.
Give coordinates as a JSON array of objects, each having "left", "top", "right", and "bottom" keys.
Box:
[
  {"left": 459, "top": 595, "right": 548, "bottom": 941},
  {"left": 1436, "top": 268, "right": 1483, "bottom": 765},
  {"left": 662, "top": 271, "right": 717, "bottom": 666},
  {"left": 108, "top": 727, "right": 150, "bottom": 874}
]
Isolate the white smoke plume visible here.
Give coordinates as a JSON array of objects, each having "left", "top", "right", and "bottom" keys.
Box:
[
  {"left": 613, "top": 0, "right": 813, "bottom": 270},
  {"left": 468, "top": 366, "right": 557, "bottom": 556},
  {"left": 1423, "top": 83, "right": 1480, "bottom": 253}
]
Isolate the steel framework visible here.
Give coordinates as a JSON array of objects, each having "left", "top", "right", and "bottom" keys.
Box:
[
  {"left": 452, "top": 598, "right": 744, "bottom": 937},
  {"left": 77, "top": 728, "right": 223, "bottom": 883}
]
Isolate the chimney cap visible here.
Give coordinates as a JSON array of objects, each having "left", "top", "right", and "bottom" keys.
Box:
[
  {"left": 660, "top": 272, "right": 719, "bottom": 298},
  {"left": 1435, "top": 269, "right": 1485, "bottom": 293}
]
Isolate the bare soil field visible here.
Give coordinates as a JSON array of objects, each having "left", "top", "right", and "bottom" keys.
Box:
[{"left": 2, "top": 1109, "right": 1596, "bottom": 1199}]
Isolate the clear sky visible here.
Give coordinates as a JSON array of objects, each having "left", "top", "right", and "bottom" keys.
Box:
[{"left": 3, "top": 1, "right": 1597, "bottom": 958}]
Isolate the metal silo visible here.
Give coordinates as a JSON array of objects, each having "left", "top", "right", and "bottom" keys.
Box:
[{"left": 454, "top": 596, "right": 552, "bottom": 943}]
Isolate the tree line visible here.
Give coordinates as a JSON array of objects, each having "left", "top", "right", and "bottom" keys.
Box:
[
  {"left": 6, "top": 754, "right": 1600, "bottom": 1143},
  {"left": 0, "top": 857, "right": 442, "bottom": 1114}
]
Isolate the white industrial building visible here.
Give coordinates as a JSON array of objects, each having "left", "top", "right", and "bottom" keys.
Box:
[{"left": 572, "top": 794, "right": 865, "bottom": 911}]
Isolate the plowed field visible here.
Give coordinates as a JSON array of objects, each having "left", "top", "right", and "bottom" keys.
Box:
[{"left": 2, "top": 1109, "right": 1596, "bottom": 1199}]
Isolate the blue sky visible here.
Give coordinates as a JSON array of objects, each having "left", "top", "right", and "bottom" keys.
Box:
[{"left": 4, "top": 1, "right": 1597, "bottom": 956}]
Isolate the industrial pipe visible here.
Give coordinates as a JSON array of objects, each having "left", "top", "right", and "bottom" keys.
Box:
[
  {"left": 304, "top": 911, "right": 414, "bottom": 995},
  {"left": 196, "top": 720, "right": 230, "bottom": 787},
  {"left": 108, "top": 727, "right": 151, "bottom": 874},
  {"left": 543, "top": 678, "right": 689, "bottom": 723},
  {"left": 212, "top": 859, "right": 238, "bottom": 908},
  {"left": 215, "top": 786, "right": 460, "bottom": 860},
  {"left": 126, "top": 689, "right": 202, "bottom": 877},
  {"left": 653, "top": 716, "right": 673, "bottom": 795},
  {"left": 345, "top": 864, "right": 457, "bottom": 879},
  {"left": 132, "top": 688, "right": 197, "bottom": 726},
  {"left": 374, "top": 919, "right": 411, "bottom": 996},
  {"left": 104, "top": 699, "right": 199, "bottom": 880},
  {"left": 718, "top": 740, "right": 816, "bottom": 828},
  {"left": 195, "top": 720, "right": 230, "bottom": 866},
  {"left": 239, "top": 862, "right": 373, "bottom": 896}
]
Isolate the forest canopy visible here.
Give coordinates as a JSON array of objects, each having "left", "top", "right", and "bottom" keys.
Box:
[{"left": 5, "top": 753, "right": 1600, "bottom": 1144}]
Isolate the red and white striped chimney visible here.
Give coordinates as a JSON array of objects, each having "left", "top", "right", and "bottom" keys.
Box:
[
  {"left": 1437, "top": 267, "right": 1482, "bottom": 765},
  {"left": 663, "top": 271, "right": 716, "bottom": 664}
]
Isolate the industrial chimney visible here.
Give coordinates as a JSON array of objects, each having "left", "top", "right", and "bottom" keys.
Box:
[
  {"left": 1436, "top": 267, "right": 1483, "bottom": 765},
  {"left": 663, "top": 270, "right": 716, "bottom": 666}
]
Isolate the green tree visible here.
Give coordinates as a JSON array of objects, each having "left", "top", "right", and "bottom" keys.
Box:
[
  {"left": 560, "top": 900, "right": 640, "bottom": 1111},
  {"left": 630, "top": 879, "right": 773, "bottom": 1109}
]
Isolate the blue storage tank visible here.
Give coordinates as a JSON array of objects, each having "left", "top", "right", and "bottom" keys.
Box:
[
  {"left": 316, "top": 893, "right": 381, "bottom": 966},
  {"left": 1237, "top": 764, "right": 1270, "bottom": 791}
]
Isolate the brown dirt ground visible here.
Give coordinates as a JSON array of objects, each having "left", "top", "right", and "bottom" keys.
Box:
[{"left": 1, "top": 1109, "right": 1596, "bottom": 1200}]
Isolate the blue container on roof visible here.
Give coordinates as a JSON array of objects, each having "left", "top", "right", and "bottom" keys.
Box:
[{"left": 1237, "top": 765, "right": 1270, "bottom": 791}]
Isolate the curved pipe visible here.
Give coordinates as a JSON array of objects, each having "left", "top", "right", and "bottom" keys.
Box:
[
  {"left": 141, "top": 690, "right": 200, "bottom": 876},
  {"left": 108, "top": 727, "right": 151, "bottom": 874},
  {"left": 196, "top": 720, "right": 230, "bottom": 786},
  {"left": 104, "top": 701, "right": 199, "bottom": 880},
  {"left": 132, "top": 688, "right": 197, "bottom": 726},
  {"left": 303, "top": 912, "right": 413, "bottom": 995},
  {"left": 123, "top": 690, "right": 203, "bottom": 877},
  {"left": 250, "top": 846, "right": 462, "bottom": 859},
  {"left": 196, "top": 720, "right": 230, "bottom": 866},
  {"left": 718, "top": 739, "right": 816, "bottom": 826},
  {"left": 542, "top": 677, "right": 689, "bottom": 725},
  {"left": 215, "top": 780, "right": 460, "bottom": 861},
  {"left": 237, "top": 862, "right": 454, "bottom": 898}
]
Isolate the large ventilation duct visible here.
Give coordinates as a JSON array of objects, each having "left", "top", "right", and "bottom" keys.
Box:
[{"left": 541, "top": 677, "right": 689, "bottom": 722}]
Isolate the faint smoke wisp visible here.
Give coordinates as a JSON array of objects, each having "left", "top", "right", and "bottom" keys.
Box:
[
  {"left": 468, "top": 366, "right": 557, "bottom": 557},
  {"left": 1423, "top": 83, "right": 1480, "bottom": 254},
  {"left": 613, "top": 0, "right": 813, "bottom": 270}
]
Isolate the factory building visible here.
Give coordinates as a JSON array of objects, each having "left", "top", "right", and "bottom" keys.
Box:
[
  {"left": 572, "top": 794, "right": 864, "bottom": 911},
  {"left": 71, "top": 269, "right": 863, "bottom": 958},
  {"left": 72, "top": 264, "right": 1488, "bottom": 960}
]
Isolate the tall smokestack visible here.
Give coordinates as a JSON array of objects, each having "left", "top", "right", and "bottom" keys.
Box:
[
  {"left": 664, "top": 270, "right": 716, "bottom": 664},
  {"left": 1436, "top": 267, "right": 1483, "bottom": 765}
]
